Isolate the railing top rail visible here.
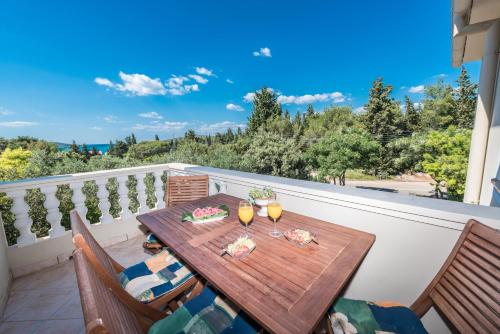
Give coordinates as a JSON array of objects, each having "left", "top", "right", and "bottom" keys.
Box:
[{"left": 0, "top": 163, "right": 195, "bottom": 192}]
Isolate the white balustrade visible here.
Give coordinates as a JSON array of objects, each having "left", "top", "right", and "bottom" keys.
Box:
[
  {"left": 70, "top": 181, "right": 89, "bottom": 226},
  {"left": 8, "top": 189, "right": 36, "bottom": 245},
  {"left": 154, "top": 171, "right": 166, "bottom": 210},
  {"left": 117, "top": 176, "right": 132, "bottom": 220},
  {"left": 95, "top": 179, "right": 113, "bottom": 224},
  {"left": 136, "top": 173, "right": 149, "bottom": 214},
  {"left": 41, "top": 185, "right": 65, "bottom": 238}
]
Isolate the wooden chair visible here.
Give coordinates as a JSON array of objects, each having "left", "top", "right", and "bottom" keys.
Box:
[
  {"left": 70, "top": 210, "right": 202, "bottom": 316},
  {"left": 74, "top": 247, "right": 261, "bottom": 334},
  {"left": 143, "top": 174, "right": 210, "bottom": 253},
  {"left": 410, "top": 219, "right": 499, "bottom": 333},
  {"left": 73, "top": 248, "right": 150, "bottom": 334},
  {"left": 166, "top": 174, "right": 209, "bottom": 207},
  {"left": 326, "top": 219, "right": 499, "bottom": 334}
]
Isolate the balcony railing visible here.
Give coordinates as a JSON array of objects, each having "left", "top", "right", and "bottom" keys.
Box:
[{"left": 0, "top": 162, "right": 499, "bottom": 333}]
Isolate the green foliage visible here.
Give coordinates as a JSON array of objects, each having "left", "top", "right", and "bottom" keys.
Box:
[
  {"left": 403, "top": 96, "right": 422, "bottom": 133},
  {"left": 127, "top": 140, "right": 171, "bottom": 160},
  {"left": 241, "top": 128, "right": 307, "bottom": 179},
  {"left": 306, "top": 128, "right": 380, "bottom": 185},
  {"left": 421, "top": 79, "right": 455, "bottom": 130},
  {"left": 383, "top": 133, "right": 426, "bottom": 174},
  {"left": 422, "top": 127, "right": 471, "bottom": 200},
  {"left": 0, "top": 148, "right": 32, "bottom": 181},
  {"left": 247, "top": 87, "right": 282, "bottom": 133},
  {"left": 361, "top": 78, "right": 402, "bottom": 140},
  {"left": 249, "top": 186, "right": 274, "bottom": 200},
  {"left": 304, "top": 106, "right": 359, "bottom": 142},
  {"left": 453, "top": 67, "right": 477, "bottom": 129}
]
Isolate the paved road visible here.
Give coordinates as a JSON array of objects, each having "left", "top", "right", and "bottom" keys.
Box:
[{"left": 345, "top": 179, "right": 437, "bottom": 198}]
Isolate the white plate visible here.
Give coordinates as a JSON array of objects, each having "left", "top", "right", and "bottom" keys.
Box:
[{"left": 185, "top": 215, "right": 228, "bottom": 224}]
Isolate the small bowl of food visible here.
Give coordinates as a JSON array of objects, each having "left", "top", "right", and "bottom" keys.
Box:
[
  {"left": 284, "top": 228, "right": 318, "bottom": 247},
  {"left": 221, "top": 236, "right": 256, "bottom": 259}
]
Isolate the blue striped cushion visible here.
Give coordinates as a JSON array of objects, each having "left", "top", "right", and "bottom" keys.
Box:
[
  {"left": 329, "top": 298, "right": 428, "bottom": 334},
  {"left": 148, "top": 286, "right": 259, "bottom": 334},
  {"left": 119, "top": 250, "right": 193, "bottom": 303}
]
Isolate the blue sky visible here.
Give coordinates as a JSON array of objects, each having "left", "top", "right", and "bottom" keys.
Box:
[{"left": 0, "top": 0, "right": 480, "bottom": 143}]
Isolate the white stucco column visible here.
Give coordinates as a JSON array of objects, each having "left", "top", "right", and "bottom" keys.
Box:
[
  {"left": 479, "top": 21, "right": 500, "bottom": 206},
  {"left": 463, "top": 21, "right": 500, "bottom": 205}
]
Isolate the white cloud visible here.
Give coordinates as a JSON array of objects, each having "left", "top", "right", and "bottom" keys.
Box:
[
  {"left": 133, "top": 121, "right": 188, "bottom": 132},
  {"left": 138, "top": 112, "right": 163, "bottom": 119},
  {"left": 89, "top": 126, "right": 102, "bottom": 131},
  {"left": 165, "top": 75, "right": 200, "bottom": 96},
  {"left": 102, "top": 115, "right": 119, "bottom": 123},
  {"left": 409, "top": 85, "right": 425, "bottom": 94},
  {"left": 195, "top": 67, "right": 214, "bottom": 76},
  {"left": 0, "top": 107, "right": 14, "bottom": 116},
  {"left": 253, "top": 47, "right": 272, "bottom": 57},
  {"left": 226, "top": 78, "right": 234, "bottom": 84},
  {"left": 95, "top": 72, "right": 167, "bottom": 96},
  {"left": 188, "top": 74, "right": 209, "bottom": 84},
  {"left": 243, "top": 92, "right": 256, "bottom": 103},
  {"left": 226, "top": 103, "right": 244, "bottom": 112},
  {"left": 198, "top": 121, "right": 246, "bottom": 134},
  {"left": 277, "top": 92, "right": 345, "bottom": 105},
  {"left": 354, "top": 106, "right": 366, "bottom": 114},
  {"left": 0, "top": 121, "right": 37, "bottom": 128}
]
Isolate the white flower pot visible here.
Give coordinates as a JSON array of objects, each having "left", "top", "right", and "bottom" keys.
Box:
[{"left": 254, "top": 198, "right": 270, "bottom": 217}]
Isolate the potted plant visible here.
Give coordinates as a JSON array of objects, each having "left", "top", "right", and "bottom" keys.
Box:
[{"left": 249, "top": 186, "right": 274, "bottom": 217}]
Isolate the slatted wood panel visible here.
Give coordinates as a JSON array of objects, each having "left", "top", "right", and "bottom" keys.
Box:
[
  {"left": 137, "top": 193, "right": 375, "bottom": 334},
  {"left": 73, "top": 249, "right": 148, "bottom": 334},
  {"left": 166, "top": 175, "right": 209, "bottom": 207},
  {"left": 71, "top": 210, "right": 123, "bottom": 278},
  {"left": 411, "top": 220, "right": 500, "bottom": 333}
]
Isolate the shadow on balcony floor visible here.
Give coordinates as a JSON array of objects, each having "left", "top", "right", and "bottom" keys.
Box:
[{"left": 0, "top": 235, "right": 149, "bottom": 334}]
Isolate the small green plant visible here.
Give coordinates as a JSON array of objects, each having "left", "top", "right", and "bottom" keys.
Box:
[{"left": 248, "top": 186, "right": 274, "bottom": 200}]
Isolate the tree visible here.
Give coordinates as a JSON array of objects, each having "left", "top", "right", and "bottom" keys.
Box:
[
  {"left": 453, "top": 67, "right": 478, "bottom": 129},
  {"left": 81, "top": 143, "right": 90, "bottom": 160},
  {"left": 404, "top": 96, "right": 421, "bottom": 133},
  {"left": 304, "top": 104, "right": 315, "bottom": 125},
  {"left": 184, "top": 129, "right": 196, "bottom": 141},
  {"left": 90, "top": 146, "right": 98, "bottom": 156},
  {"left": 306, "top": 128, "right": 380, "bottom": 185},
  {"left": 304, "top": 106, "right": 359, "bottom": 141},
  {"left": 154, "top": 134, "right": 160, "bottom": 141},
  {"left": 421, "top": 79, "right": 455, "bottom": 130},
  {"left": 0, "top": 148, "right": 33, "bottom": 181},
  {"left": 362, "top": 78, "right": 402, "bottom": 141},
  {"left": 70, "top": 140, "right": 80, "bottom": 154},
  {"left": 247, "top": 87, "right": 282, "bottom": 133},
  {"left": 421, "top": 127, "right": 471, "bottom": 200},
  {"left": 241, "top": 128, "right": 307, "bottom": 179},
  {"left": 127, "top": 140, "right": 171, "bottom": 160}
]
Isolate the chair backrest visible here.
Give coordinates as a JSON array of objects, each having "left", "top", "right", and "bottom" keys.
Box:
[
  {"left": 166, "top": 175, "right": 209, "bottom": 207},
  {"left": 411, "top": 219, "right": 499, "bottom": 333},
  {"left": 70, "top": 210, "right": 122, "bottom": 278},
  {"left": 73, "top": 248, "right": 149, "bottom": 334}
]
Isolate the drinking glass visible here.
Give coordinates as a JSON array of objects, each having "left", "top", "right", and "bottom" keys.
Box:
[
  {"left": 238, "top": 200, "right": 254, "bottom": 237},
  {"left": 267, "top": 199, "right": 283, "bottom": 238}
]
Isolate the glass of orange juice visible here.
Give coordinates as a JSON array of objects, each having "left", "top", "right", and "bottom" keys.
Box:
[
  {"left": 238, "top": 200, "right": 254, "bottom": 237},
  {"left": 267, "top": 198, "right": 283, "bottom": 238}
]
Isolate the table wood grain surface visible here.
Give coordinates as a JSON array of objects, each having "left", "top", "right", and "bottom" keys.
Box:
[{"left": 137, "top": 194, "right": 375, "bottom": 334}]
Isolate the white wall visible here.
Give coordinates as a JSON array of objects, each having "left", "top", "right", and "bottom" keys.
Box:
[
  {"left": 181, "top": 165, "right": 500, "bottom": 334},
  {"left": 0, "top": 215, "right": 12, "bottom": 318}
]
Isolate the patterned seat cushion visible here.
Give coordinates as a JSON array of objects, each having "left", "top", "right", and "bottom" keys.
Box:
[
  {"left": 119, "top": 250, "right": 193, "bottom": 303},
  {"left": 148, "top": 286, "right": 259, "bottom": 334},
  {"left": 329, "top": 298, "right": 428, "bottom": 334}
]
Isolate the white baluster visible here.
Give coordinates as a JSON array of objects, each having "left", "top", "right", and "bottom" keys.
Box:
[
  {"left": 154, "top": 171, "right": 166, "bottom": 210},
  {"left": 96, "top": 179, "right": 113, "bottom": 224},
  {"left": 136, "top": 173, "right": 149, "bottom": 214},
  {"left": 70, "top": 181, "right": 89, "bottom": 226},
  {"left": 41, "top": 185, "right": 65, "bottom": 238},
  {"left": 117, "top": 175, "right": 132, "bottom": 220},
  {"left": 8, "top": 189, "right": 36, "bottom": 245}
]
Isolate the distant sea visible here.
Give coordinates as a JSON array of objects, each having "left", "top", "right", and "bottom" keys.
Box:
[{"left": 57, "top": 143, "right": 110, "bottom": 154}]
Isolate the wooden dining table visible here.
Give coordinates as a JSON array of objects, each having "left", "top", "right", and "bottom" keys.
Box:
[{"left": 137, "top": 193, "right": 375, "bottom": 334}]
